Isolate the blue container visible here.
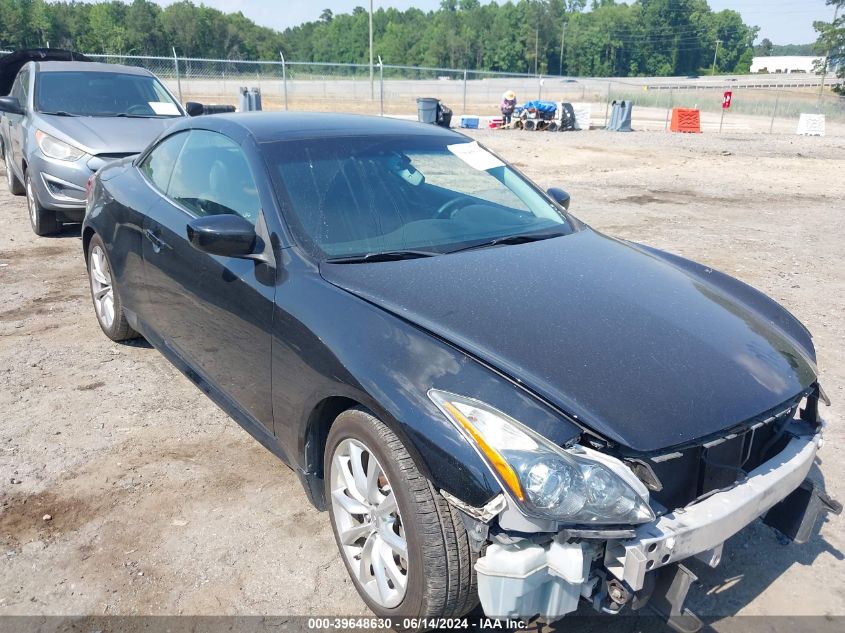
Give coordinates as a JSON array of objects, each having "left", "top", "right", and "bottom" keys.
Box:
[{"left": 460, "top": 116, "right": 480, "bottom": 129}]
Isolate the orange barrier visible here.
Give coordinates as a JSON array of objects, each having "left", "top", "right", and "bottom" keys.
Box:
[{"left": 669, "top": 108, "right": 701, "bottom": 133}]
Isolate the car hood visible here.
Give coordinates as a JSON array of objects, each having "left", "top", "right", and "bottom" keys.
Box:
[
  {"left": 35, "top": 114, "right": 179, "bottom": 155},
  {"left": 320, "top": 228, "right": 817, "bottom": 452}
]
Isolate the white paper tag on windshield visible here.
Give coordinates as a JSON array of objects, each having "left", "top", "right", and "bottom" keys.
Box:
[
  {"left": 447, "top": 141, "right": 504, "bottom": 171},
  {"left": 149, "top": 101, "right": 180, "bottom": 116}
]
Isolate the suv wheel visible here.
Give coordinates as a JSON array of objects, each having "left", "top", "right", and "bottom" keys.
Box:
[
  {"left": 326, "top": 408, "right": 478, "bottom": 621},
  {"left": 4, "top": 149, "right": 24, "bottom": 195},
  {"left": 86, "top": 233, "right": 137, "bottom": 341},
  {"left": 25, "top": 172, "right": 59, "bottom": 236}
]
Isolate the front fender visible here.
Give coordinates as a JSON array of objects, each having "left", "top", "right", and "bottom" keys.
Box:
[{"left": 271, "top": 264, "right": 581, "bottom": 509}]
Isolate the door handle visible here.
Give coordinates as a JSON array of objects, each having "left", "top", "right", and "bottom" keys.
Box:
[{"left": 144, "top": 228, "right": 166, "bottom": 252}]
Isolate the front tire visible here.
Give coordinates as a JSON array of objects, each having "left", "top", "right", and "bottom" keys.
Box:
[
  {"left": 86, "top": 233, "right": 137, "bottom": 341},
  {"left": 25, "top": 172, "right": 58, "bottom": 236},
  {"left": 4, "top": 148, "right": 24, "bottom": 195},
  {"left": 326, "top": 408, "right": 478, "bottom": 622}
]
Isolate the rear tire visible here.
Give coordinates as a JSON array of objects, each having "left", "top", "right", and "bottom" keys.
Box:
[
  {"left": 86, "top": 233, "right": 137, "bottom": 341},
  {"left": 325, "top": 408, "right": 479, "bottom": 623},
  {"left": 26, "top": 172, "right": 59, "bottom": 236},
  {"left": 4, "top": 148, "right": 24, "bottom": 195}
]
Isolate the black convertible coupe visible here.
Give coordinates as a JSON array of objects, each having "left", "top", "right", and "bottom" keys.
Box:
[{"left": 81, "top": 113, "right": 835, "bottom": 628}]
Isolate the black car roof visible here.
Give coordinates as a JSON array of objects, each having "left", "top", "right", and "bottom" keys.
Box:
[
  {"left": 35, "top": 61, "right": 153, "bottom": 76},
  {"left": 174, "top": 112, "right": 463, "bottom": 143},
  {"left": 0, "top": 48, "right": 91, "bottom": 95}
]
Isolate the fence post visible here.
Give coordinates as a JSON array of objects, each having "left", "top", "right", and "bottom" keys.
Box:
[
  {"left": 172, "top": 47, "right": 183, "bottom": 103},
  {"left": 279, "top": 51, "right": 288, "bottom": 111},
  {"left": 538, "top": 75, "right": 542, "bottom": 100},
  {"left": 378, "top": 56, "right": 384, "bottom": 116},
  {"left": 604, "top": 82, "right": 612, "bottom": 128},
  {"left": 664, "top": 88, "right": 673, "bottom": 132},
  {"left": 462, "top": 69, "right": 468, "bottom": 115},
  {"left": 769, "top": 88, "right": 781, "bottom": 134}
]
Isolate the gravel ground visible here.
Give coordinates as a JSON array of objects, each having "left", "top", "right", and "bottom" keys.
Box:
[{"left": 0, "top": 128, "right": 843, "bottom": 624}]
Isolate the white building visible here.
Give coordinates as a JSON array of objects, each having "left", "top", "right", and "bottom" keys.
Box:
[{"left": 751, "top": 55, "right": 823, "bottom": 74}]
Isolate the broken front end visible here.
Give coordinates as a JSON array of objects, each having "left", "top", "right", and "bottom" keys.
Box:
[{"left": 432, "top": 386, "right": 840, "bottom": 631}]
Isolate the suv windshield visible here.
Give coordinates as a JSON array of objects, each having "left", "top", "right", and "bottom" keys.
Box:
[
  {"left": 266, "top": 135, "right": 573, "bottom": 260},
  {"left": 35, "top": 71, "right": 181, "bottom": 118}
]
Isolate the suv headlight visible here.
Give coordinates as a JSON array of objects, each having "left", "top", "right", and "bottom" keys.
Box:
[
  {"left": 35, "top": 130, "right": 85, "bottom": 161},
  {"left": 429, "top": 390, "right": 655, "bottom": 525}
]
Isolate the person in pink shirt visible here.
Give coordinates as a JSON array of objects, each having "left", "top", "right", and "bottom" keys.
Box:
[{"left": 500, "top": 90, "right": 517, "bottom": 125}]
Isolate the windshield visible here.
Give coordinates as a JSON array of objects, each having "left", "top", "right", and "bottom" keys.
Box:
[
  {"left": 35, "top": 71, "right": 181, "bottom": 117},
  {"left": 266, "top": 135, "right": 572, "bottom": 260}
]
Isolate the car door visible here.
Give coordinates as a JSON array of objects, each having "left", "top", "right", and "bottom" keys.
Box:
[
  {"left": 6, "top": 68, "right": 28, "bottom": 169},
  {"left": 140, "top": 129, "right": 275, "bottom": 433}
]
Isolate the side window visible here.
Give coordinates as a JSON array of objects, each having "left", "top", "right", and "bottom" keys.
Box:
[
  {"left": 167, "top": 130, "right": 260, "bottom": 225},
  {"left": 139, "top": 132, "right": 189, "bottom": 193},
  {"left": 19, "top": 69, "right": 30, "bottom": 103},
  {"left": 9, "top": 71, "right": 24, "bottom": 102}
]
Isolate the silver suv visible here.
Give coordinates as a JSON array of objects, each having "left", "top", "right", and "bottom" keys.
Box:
[{"left": 0, "top": 50, "right": 185, "bottom": 235}]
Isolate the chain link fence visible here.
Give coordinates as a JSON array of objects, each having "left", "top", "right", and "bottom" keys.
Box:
[{"left": 3, "top": 50, "right": 844, "bottom": 134}]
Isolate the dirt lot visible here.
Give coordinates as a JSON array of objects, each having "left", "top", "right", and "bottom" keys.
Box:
[{"left": 1, "top": 128, "right": 844, "bottom": 624}]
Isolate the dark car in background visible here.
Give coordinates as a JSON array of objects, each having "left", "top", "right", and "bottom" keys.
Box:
[
  {"left": 81, "top": 112, "right": 835, "bottom": 627},
  {"left": 0, "top": 49, "right": 184, "bottom": 235}
]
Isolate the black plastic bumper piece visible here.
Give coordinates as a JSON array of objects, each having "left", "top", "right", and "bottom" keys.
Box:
[
  {"left": 647, "top": 563, "right": 703, "bottom": 633},
  {"left": 763, "top": 478, "right": 842, "bottom": 544}
]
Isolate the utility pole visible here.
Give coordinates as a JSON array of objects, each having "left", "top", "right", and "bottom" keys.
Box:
[
  {"left": 711, "top": 39, "right": 721, "bottom": 76},
  {"left": 819, "top": 3, "right": 841, "bottom": 106},
  {"left": 559, "top": 21, "right": 567, "bottom": 76},
  {"left": 369, "top": 0, "right": 374, "bottom": 100}
]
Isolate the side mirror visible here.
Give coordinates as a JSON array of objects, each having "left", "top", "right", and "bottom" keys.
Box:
[
  {"left": 0, "top": 96, "right": 25, "bottom": 115},
  {"left": 185, "top": 101, "right": 204, "bottom": 117},
  {"left": 186, "top": 214, "right": 256, "bottom": 257},
  {"left": 547, "top": 187, "right": 571, "bottom": 211}
]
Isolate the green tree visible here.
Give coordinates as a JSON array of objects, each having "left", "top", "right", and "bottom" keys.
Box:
[
  {"left": 813, "top": 0, "right": 845, "bottom": 94},
  {"left": 755, "top": 37, "right": 773, "bottom": 56}
]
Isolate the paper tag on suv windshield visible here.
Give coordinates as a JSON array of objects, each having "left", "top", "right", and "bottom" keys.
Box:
[
  {"left": 447, "top": 141, "right": 504, "bottom": 171},
  {"left": 149, "top": 101, "right": 180, "bottom": 116}
]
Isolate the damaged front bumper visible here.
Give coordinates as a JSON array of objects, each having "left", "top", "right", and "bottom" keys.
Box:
[{"left": 467, "top": 430, "right": 839, "bottom": 629}]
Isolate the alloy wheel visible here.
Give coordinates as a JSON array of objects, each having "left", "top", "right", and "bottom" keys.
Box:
[
  {"left": 89, "top": 245, "right": 115, "bottom": 330},
  {"left": 330, "top": 438, "right": 408, "bottom": 609},
  {"left": 4, "top": 152, "right": 12, "bottom": 190},
  {"left": 26, "top": 176, "right": 38, "bottom": 227}
]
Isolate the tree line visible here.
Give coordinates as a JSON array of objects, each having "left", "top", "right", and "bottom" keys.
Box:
[
  {"left": 2, "top": 0, "right": 762, "bottom": 77},
  {"left": 0, "top": 0, "right": 288, "bottom": 60},
  {"left": 288, "top": 0, "right": 758, "bottom": 76}
]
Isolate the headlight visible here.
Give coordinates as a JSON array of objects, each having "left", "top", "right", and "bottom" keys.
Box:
[
  {"left": 35, "top": 130, "right": 85, "bottom": 161},
  {"left": 429, "top": 390, "right": 655, "bottom": 525}
]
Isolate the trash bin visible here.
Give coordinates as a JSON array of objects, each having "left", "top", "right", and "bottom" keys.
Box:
[{"left": 417, "top": 97, "right": 439, "bottom": 124}]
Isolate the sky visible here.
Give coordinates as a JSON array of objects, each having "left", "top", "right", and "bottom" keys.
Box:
[{"left": 153, "top": 1, "right": 838, "bottom": 46}]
